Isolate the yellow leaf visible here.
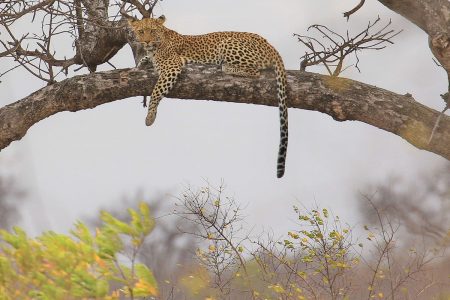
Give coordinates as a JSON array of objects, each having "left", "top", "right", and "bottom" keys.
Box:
[
  {"left": 288, "top": 231, "right": 299, "bottom": 239},
  {"left": 134, "top": 278, "right": 159, "bottom": 297},
  {"left": 268, "top": 284, "right": 285, "bottom": 294},
  {"left": 297, "top": 271, "right": 307, "bottom": 279},
  {"left": 95, "top": 254, "right": 107, "bottom": 268}
]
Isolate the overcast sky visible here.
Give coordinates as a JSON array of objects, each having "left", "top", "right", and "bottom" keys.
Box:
[{"left": 0, "top": 0, "right": 448, "bottom": 236}]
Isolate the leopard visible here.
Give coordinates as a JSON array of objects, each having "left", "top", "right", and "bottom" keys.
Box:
[{"left": 129, "top": 16, "right": 289, "bottom": 178}]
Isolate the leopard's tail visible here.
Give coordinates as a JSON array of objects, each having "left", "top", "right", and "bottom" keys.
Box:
[{"left": 274, "top": 54, "right": 288, "bottom": 178}]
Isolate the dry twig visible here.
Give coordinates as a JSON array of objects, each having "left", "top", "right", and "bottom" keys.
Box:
[
  {"left": 296, "top": 17, "right": 401, "bottom": 76},
  {"left": 343, "top": 0, "right": 366, "bottom": 20}
]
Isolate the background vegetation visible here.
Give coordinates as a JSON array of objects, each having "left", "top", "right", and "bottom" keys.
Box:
[{"left": 1, "top": 164, "right": 449, "bottom": 299}]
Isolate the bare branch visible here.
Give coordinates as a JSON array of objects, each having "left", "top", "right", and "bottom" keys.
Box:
[
  {"left": 174, "top": 184, "right": 252, "bottom": 297},
  {"left": 0, "top": 0, "right": 132, "bottom": 80},
  {"left": 296, "top": 17, "right": 402, "bottom": 76},
  {"left": 119, "top": 2, "right": 138, "bottom": 20},
  {"left": 74, "top": 0, "right": 84, "bottom": 39},
  {"left": 121, "top": 0, "right": 151, "bottom": 18},
  {"left": 343, "top": 0, "right": 366, "bottom": 20},
  {"left": 145, "top": 0, "right": 160, "bottom": 16},
  {"left": 0, "top": 0, "right": 56, "bottom": 24}
]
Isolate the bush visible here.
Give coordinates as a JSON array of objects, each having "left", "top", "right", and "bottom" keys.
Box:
[{"left": 0, "top": 202, "right": 158, "bottom": 299}]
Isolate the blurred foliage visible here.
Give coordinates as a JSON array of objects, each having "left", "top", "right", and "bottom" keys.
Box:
[
  {"left": 0, "top": 202, "right": 158, "bottom": 299},
  {"left": 1, "top": 176, "right": 449, "bottom": 299},
  {"left": 86, "top": 192, "right": 201, "bottom": 300}
]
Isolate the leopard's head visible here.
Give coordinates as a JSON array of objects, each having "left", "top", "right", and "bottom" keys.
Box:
[{"left": 129, "top": 15, "right": 166, "bottom": 50}]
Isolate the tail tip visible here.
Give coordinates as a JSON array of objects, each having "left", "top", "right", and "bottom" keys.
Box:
[{"left": 277, "top": 169, "right": 285, "bottom": 178}]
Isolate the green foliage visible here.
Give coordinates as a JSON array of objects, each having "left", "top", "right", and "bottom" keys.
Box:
[{"left": 0, "top": 202, "right": 158, "bottom": 299}]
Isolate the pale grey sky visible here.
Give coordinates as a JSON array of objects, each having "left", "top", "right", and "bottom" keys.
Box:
[{"left": 0, "top": 0, "right": 447, "bottom": 235}]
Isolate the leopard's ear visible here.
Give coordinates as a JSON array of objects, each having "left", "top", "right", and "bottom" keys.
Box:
[{"left": 158, "top": 15, "right": 166, "bottom": 24}]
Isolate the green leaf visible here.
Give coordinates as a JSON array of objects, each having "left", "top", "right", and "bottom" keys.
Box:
[
  {"left": 134, "top": 264, "right": 159, "bottom": 297},
  {"left": 101, "top": 212, "right": 134, "bottom": 235},
  {"left": 71, "top": 221, "right": 94, "bottom": 245},
  {"left": 96, "top": 228, "right": 123, "bottom": 259},
  {"left": 136, "top": 263, "right": 158, "bottom": 287},
  {"left": 128, "top": 208, "right": 143, "bottom": 234},
  {"left": 138, "top": 202, "right": 155, "bottom": 235},
  {"left": 95, "top": 279, "right": 109, "bottom": 297}
]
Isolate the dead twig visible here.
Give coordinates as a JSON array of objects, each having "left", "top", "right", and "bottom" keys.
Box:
[
  {"left": 296, "top": 17, "right": 402, "bottom": 76},
  {"left": 343, "top": 0, "right": 366, "bottom": 20}
]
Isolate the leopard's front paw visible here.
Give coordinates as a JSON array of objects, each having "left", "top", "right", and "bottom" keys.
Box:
[{"left": 145, "top": 111, "right": 156, "bottom": 126}]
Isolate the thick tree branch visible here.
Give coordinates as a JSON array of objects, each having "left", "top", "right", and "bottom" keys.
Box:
[
  {"left": 376, "top": 0, "right": 449, "bottom": 35},
  {"left": 1, "top": 66, "right": 449, "bottom": 161},
  {"left": 376, "top": 0, "right": 450, "bottom": 91}
]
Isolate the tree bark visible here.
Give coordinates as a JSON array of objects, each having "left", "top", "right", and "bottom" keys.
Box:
[
  {"left": 1, "top": 65, "right": 449, "bottom": 160},
  {"left": 377, "top": 0, "right": 450, "bottom": 87}
]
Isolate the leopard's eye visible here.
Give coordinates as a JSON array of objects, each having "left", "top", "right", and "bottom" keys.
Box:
[{"left": 138, "top": 29, "right": 145, "bottom": 34}]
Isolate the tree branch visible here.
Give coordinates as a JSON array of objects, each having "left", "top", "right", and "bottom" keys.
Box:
[
  {"left": 1, "top": 66, "right": 449, "bottom": 162},
  {"left": 0, "top": 0, "right": 56, "bottom": 24},
  {"left": 376, "top": 0, "right": 449, "bottom": 35},
  {"left": 376, "top": 0, "right": 450, "bottom": 94},
  {"left": 343, "top": 0, "right": 366, "bottom": 20}
]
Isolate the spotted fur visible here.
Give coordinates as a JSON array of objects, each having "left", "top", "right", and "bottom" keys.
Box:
[{"left": 129, "top": 16, "right": 289, "bottom": 178}]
